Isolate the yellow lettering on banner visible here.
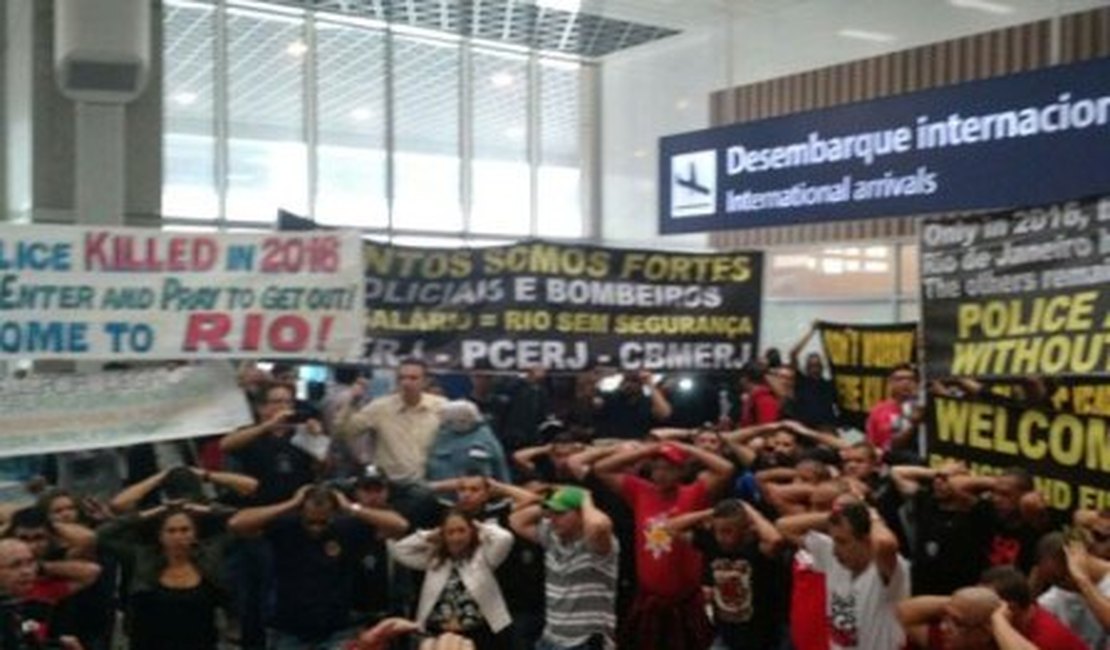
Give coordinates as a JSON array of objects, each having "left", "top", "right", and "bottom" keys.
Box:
[
  {"left": 861, "top": 376, "right": 888, "bottom": 413},
  {"left": 956, "top": 292, "right": 1097, "bottom": 339},
  {"left": 824, "top": 330, "right": 858, "bottom": 366},
  {"left": 835, "top": 375, "right": 862, "bottom": 412},
  {"left": 1017, "top": 417, "right": 1048, "bottom": 461},
  {"left": 555, "top": 312, "right": 611, "bottom": 334},
  {"left": 1078, "top": 484, "right": 1110, "bottom": 510},
  {"left": 617, "top": 253, "right": 752, "bottom": 283},
  {"left": 1070, "top": 384, "right": 1110, "bottom": 416},
  {"left": 365, "top": 246, "right": 471, "bottom": 278},
  {"left": 483, "top": 245, "right": 610, "bottom": 278},
  {"left": 950, "top": 333, "right": 1109, "bottom": 376},
  {"left": 504, "top": 310, "right": 552, "bottom": 332},
  {"left": 967, "top": 403, "right": 998, "bottom": 452},
  {"left": 1034, "top": 477, "right": 1073, "bottom": 510},
  {"left": 366, "top": 309, "right": 472, "bottom": 331},
  {"left": 861, "top": 332, "right": 916, "bottom": 367}
]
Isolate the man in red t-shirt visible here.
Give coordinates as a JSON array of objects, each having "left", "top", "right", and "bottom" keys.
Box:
[
  {"left": 865, "top": 364, "right": 922, "bottom": 455},
  {"left": 595, "top": 440, "right": 734, "bottom": 650}
]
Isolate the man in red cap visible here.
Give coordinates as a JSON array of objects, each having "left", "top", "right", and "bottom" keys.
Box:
[{"left": 594, "top": 440, "right": 734, "bottom": 650}]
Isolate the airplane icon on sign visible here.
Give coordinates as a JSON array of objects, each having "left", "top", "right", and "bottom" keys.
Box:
[{"left": 674, "top": 162, "right": 711, "bottom": 195}]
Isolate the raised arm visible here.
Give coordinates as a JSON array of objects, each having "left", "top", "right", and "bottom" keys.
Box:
[
  {"left": 476, "top": 520, "right": 514, "bottom": 568},
  {"left": 593, "top": 442, "right": 660, "bottom": 495},
  {"left": 40, "top": 558, "right": 102, "bottom": 593},
  {"left": 668, "top": 441, "right": 734, "bottom": 494},
  {"left": 783, "top": 420, "right": 848, "bottom": 450},
  {"left": 869, "top": 507, "right": 901, "bottom": 584},
  {"left": 202, "top": 468, "right": 259, "bottom": 497},
  {"left": 990, "top": 604, "right": 1039, "bottom": 650},
  {"left": 581, "top": 491, "right": 614, "bottom": 556},
  {"left": 1065, "top": 541, "right": 1110, "bottom": 631},
  {"left": 488, "top": 480, "right": 543, "bottom": 511},
  {"left": 743, "top": 501, "right": 784, "bottom": 556},
  {"left": 565, "top": 445, "right": 618, "bottom": 482},
  {"left": 512, "top": 444, "right": 552, "bottom": 474},
  {"left": 890, "top": 465, "right": 936, "bottom": 497},
  {"left": 52, "top": 522, "right": 97, "bottom": 560},
  {"left": 109, "top": 469, "right": 170, "bottom": 514},
  {"left": 219, "top": 408, "right": 293, "bottom": 453},
  {"left": 390, "top": 529, "right": 438, "bottom": 571},
  {"left": 664, "top": 508, "right": 713, "bottom": 537},
  {"left": 776, "top": 511, "right": 829, "bottom": 547},
  {"left": 644, "top": 372, "right": 673, "bottom": 421},
  {"left": 508, "top": 503, "right": 543, "bottom": 544},
  {"left": 790, "top": 320, "right": 819, "bottom": 369},
  {"left": 228, "top": 486, "right": 307, "bottom": 537},
  {"left": 334, "top": 490, "right": 409, "bottom": 540}
]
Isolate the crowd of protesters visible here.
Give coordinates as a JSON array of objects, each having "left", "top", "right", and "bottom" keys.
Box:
[{"left": 1, "top": 322, "right": 1109, "bottom": 650}]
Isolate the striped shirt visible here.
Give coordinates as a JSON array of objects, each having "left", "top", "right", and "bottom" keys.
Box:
[{"left": 538, "top": 520, "right": 619, "bottom": 650}]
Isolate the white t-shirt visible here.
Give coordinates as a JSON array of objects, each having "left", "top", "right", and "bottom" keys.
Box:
[
  {"left": 1038, "top": 574, "right": 1110, "bottom": 650},
  {"left": 804, "top": 531, "right": 910, "bottom": 650}
]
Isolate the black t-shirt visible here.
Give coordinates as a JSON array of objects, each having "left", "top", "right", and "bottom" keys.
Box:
[
  {"left": 908, "top": 488, "right": 991, "bottom": 595},
  {"left": 597, "top": 392, "right": 653, "bottom": 440},
  {"left": 693, "top": 529, "right": 783, "bottom": 650},
  {"left": 230, "top": 432, "right": 316, "bottom": 506},
  {"left": 129, "top": 580, "right": 224, "bottom": 650},
  {"left": 266, "top": 514, "right": 373, "bottom": 639},
  {"left": 980, "top": 500, "right": 1065, "bottom": 574},
  {"left": 792, "top": 375, "right": 839, "bottom": 429}
]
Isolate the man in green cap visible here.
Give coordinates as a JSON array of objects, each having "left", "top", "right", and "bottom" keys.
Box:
[{"left": 510, "top": 486, "right": 618, "bottom": 650}]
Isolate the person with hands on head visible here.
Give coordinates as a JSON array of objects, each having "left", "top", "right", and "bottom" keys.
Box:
[
  {"left": 788, "top": 320, "right": 840, "bottom": 432},
  {"left": 776, "top": 497, "right": 909, "bottom": 650},
  {"left": 665, "top": 499, "right": 785, "bottom": 650},
  {"left": 0, "top": 538, "right": 85, "bottom": 650},
  {"left": 1033, "top": 534, "right": 1110, "bottom": 649},
  {"left": 593, "top": 439, "right": 732, "bottom": 650},
  {"left": 390, "top": 510, "right": 515, "bottom": 650},
  {"left": 509, "top": 486, "right": 618, "bottom": 650},
  {"left": 1064, "top": 540, "right": 1110, "bottom": 633},
  {"left": 229, "top": 484, "right": 408, "bottom": 650},
  {"left": 109, "top": 465, "right": 258, "bottom": 515}
]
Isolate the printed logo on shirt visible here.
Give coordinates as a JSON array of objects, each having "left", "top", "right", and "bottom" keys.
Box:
[
  {"left": 644, "top": 514, "right": 675, "bottom": 559},
  {"left": 829, "top": 591, "right": 859, "bottom": 647},
  {"left": 711, "top": 558, "right": 754, "bottom": 623},
  {"left": 324, "top": 540, "right": 342, "bottom": 558},
  {"left": 988, "top": 535, "right": 1020, "bottom": 566}
]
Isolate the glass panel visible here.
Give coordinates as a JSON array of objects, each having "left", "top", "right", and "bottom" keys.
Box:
[
  {"left": 899, "top": 243, "right": 919, "bottom": 297},
  {"left": 898, "top": 300, "right": 920, "bottom": 323},
  {"left": 163, "top": 1, "right": 217, "bottom": 219},
  {"left": 760, "top": 301, "right": 897, "bottom": 353},
  {"left": 225, "top": 7, "right": 308, "bottom": 222},
  {"left": 538, "top": 58, "right": 584, "bottom": 238},
  {"left": 766, "top": 244, "right": 895, "bottom": 298},
  {"left": 470, "top": 49, "right": 530, "bottom": 236},
  {"left": 392, "top": 34, "right": 461, "bottom": 231},
  {"left": 315, "top": 18, "right": 388, "bottom": 227}
]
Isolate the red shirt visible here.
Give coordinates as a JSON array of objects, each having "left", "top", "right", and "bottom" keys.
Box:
[
  {"left": 620, "top": 474, "right": 709, "bottom": 598},
  {"left": 741, "top": 386, "right": 780, "bottom": 427},
  {"left": 1022, "top": 605, "right": 1090, "bottom": 650},
  {"left": 865, "top": 399, "right": 903, "bottom": 451},
  {"left": 27, "top": 576, "right": 73, "bottom": 606},
  {"left": 791, "top": 550, "right": 830, "bottom": 650}
]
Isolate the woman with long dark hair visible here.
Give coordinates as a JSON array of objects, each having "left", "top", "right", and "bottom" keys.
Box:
[
  {"left": 97, "top": 504, "right": 228, "bottom": 650},
  {"left": 391, "top": 509, "right": 513, "bottom": 650}
]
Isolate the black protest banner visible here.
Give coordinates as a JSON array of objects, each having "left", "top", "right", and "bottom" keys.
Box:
[
  {"left": 926, "top": 391, "right": 1110, "bottom": 511},
  {"left": 818, "top": 321, "right": 918, "bottom": 429},
  {"left": 920, "top": 195, "right": 1110, "bottom": 380},
  {"left": 360, "top": 240, "right": 762, "bottom": 371}
]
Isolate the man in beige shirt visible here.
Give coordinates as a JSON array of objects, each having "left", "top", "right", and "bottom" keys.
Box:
[{"left": 338, "top": 358, "right": 447, "bottom": 481}]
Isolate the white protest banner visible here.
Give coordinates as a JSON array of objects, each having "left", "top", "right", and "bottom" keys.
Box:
[
  {"left": 0, "top": 226, "right": 364, "bottom": 359},
  {"left": 0, "top": 364, "right": 253, "bottom": 457}
]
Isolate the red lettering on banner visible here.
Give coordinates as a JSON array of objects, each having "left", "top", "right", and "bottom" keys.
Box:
[
  {"left": 84, "top": 233, "right": 219, "bottom": 272},
  {"left": 183, "top": 312, "right": 322, "bottom": 354}
]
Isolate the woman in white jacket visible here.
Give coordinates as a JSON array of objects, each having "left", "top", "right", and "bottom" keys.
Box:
[{"left": 391, "top": 509, "right": 514, "bottom": 650}]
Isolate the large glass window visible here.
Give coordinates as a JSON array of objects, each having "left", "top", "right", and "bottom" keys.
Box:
[
  {"left": 225, "top": 6, "right": 309, "bottom": 222},
  {"left": 161, "top": 1, "right": 594, "bottom": 238},
  {"left": 470, "top": 49, "right": 530, "bottom": 236},
  {"left": 391, "top": 34, "right": 462, "bottom": 232},
  {"left": 538, "top": 58, "right": 585, "bottom": 238},
  {"left": 163, "top": 0, "right": 217, "bottom": 219},
  {"left": 314, "top": 17, "right": 388, "bottom": 227}
]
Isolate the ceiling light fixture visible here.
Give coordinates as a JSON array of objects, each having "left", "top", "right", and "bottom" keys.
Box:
[
  {"left": 948, "top": 0, "right": 1014, "bottom": 15},
  {"left": 837, "top": 28, "right": 896, "bottom": 43},
  {"left": 535, "top": 0, "right": 582, "bottom": 13},
  {"left": 490, "top": 72, "right": 515, "bottom": 88},
  {"left": 172, "top": 91, "right": 198, "bottom": 106},
  {"left": 349, "top": 108, "right": 372, "bottom": 121},
  {"left": 286, "top": 40, "right": 308, "bottom": 57}
]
